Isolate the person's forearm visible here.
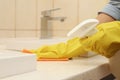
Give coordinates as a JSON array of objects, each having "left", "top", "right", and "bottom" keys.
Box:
[
  {"left": 97, "top": 0, "right": 120, "bottom": 23},
  {"left": 96, "top": 13, "right": 116, "bottom": 24}
]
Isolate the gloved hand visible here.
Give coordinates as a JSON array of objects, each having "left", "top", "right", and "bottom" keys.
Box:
[
  {"left": 22, "top": 19, "right": 98, "bottom": 60},
  {"left": 81, "top": 21, "right": 120, "bottom": 58},
  {"left": 27, "top": 37, "right": 87, "bottom": 59}
]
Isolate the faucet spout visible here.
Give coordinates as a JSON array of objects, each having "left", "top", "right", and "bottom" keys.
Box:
[
  {"left": 40, "top": 8, "right": 66, "bottom": 39},
  {"left": 49, "top": 17, "right": 66, "bottom": 22}
]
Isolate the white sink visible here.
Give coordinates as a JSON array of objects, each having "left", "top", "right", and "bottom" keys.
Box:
[
  {"left": 0, "top": 50, "right": 36, "bottom": 78},
  {"left": 0, "top": 38, "right": 67, "bottom": 78}
]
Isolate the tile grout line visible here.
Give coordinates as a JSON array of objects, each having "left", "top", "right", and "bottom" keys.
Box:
[
  {"left": 14, "top": 0, "right": 17, "bottom": 38},
  {"left": 77, "top": 0, "right": 79, "bottom": 24},
  {"left": 53, "top": 0, "right": 54, "bottom": 9},
  {"left": 36, "top": 0, "right": 38, "bottom": 37}
]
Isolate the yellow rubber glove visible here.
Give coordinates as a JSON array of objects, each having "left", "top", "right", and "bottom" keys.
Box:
[
  {"left": 29, "top": 37, "right": 87, "bottom": 59},
  {"left": 81, "top": 21, "right": 120, "bottom": 58}
]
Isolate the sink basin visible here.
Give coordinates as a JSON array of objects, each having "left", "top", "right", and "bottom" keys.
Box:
[{"left": 0, "top": 50, "right": 36, "bottom": 78}]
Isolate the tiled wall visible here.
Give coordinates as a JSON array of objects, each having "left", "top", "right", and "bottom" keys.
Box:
[{"left": 0, "top": 0, "right": 108, "bottom": 38}]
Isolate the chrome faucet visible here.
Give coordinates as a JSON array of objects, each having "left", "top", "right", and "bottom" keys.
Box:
[{"left": 40, "top": 8, "right": 66, "bottom": 39}]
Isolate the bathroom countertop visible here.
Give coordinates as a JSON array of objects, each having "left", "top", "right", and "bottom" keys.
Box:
[{"left": 1, "top": 54, "right": 110, "bottom": 80}]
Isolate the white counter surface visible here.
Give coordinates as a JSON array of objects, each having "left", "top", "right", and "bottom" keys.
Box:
[{"left": 1, "top": 55, "right": 110, "bottom": 80}]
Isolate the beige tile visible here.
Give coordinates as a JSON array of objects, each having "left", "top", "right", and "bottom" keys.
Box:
[
  {"left": 16, "top": 0, "right": 37, "bottom": 30},
  {"left": 78, "top": 0, "right": 108, "bottom": 22},
  {"left": 0, "top": 30, "right": 15, "bottom": 38},
  {"left": 36, "top": 30, "right": 40, "bottom": 38},
  {"left": 0, "top": 0, "right": 15, "bottom": 29},
  {"left": 52, "top": 0, "right": 78, "bottom": 37},
  {"left": 52, "top": 30, "right": 68, "bottom": 37},
  {"left": 16, "top": 30, "right": 37, "bottom": 37}
]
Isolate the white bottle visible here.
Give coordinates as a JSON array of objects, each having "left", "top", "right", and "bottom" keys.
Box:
[{"left": 67, "top": 19, "right": 99, "bottom": 38}]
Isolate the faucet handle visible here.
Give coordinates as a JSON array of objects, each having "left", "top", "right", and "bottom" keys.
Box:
[
  {"left": 48, "top": 8, "right": 61, "bottom": 12},
  {"left": 41, "top": 8, "right": 61, "bottom": 17}
]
